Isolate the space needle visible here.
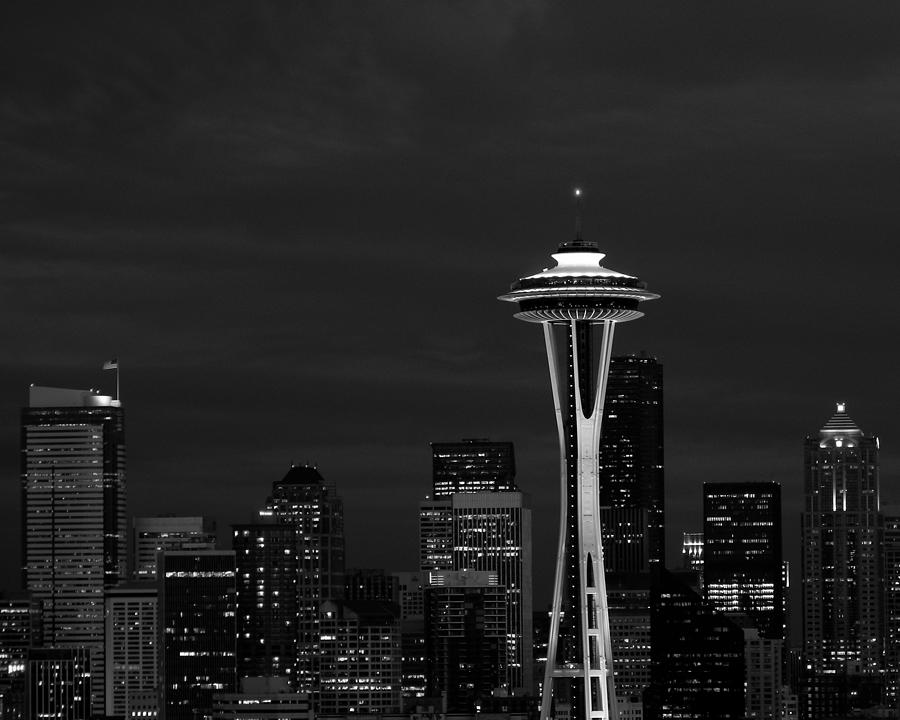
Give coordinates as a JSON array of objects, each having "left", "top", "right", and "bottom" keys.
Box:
[{"left": 499, "top": 190, "right": 658, "bottom": 720}]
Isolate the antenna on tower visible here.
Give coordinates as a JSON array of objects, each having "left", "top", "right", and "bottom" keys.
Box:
[{"left": 574, "top": 188, "right": 584, "bottom": 241}]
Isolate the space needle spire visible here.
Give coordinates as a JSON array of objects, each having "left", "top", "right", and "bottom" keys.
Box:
[{"left": 499, "top": 191, "right": 659, "bottom": 720}]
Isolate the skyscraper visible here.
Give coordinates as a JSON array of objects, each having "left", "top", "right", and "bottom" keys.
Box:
[
  {"left": 318, "top": 599, "right": 402, "bottom": 715},
  {"left": 132, "top": 516, "right": 217, "bottom": 581},
  {"left": 262, "top": 465, "right": 345, "bottom": 697},
  {"left": 801, "top": 403, "right": 882, "bottom": 716},
  {"left": 883, "top": 507, "right": 900, "bottom": 708},
  {"left": 233, "top": 522, "right": 298, "bottom": 682},
  {"left": 158, "top": 550, "right": 237, "bottom": 720},
  {"left": 499, "top": 194, "right": 659, "bottom": 720},
  {"left": 21, "top": 385, "right": 126, "bottom": 716},
  {"left": 599, "top": 354, "right": 664, "bottom": 572},
  {"left": 431, "top": 440, "right": 517, "bottom": 498},
  {"left": 0, "top": 593, "right": 42, "bottom": 720},
  {"left": 703, "top": 481, "right": 784, "bottom": 639},
  {"left": 418, "top": 490, "right": 533, "bottom": 695},
  {"left": 104, "top": 584, "right": 157, "bottom": 719},
  {"left": 644, "top": 571, "right": 745, "bottom": 720}
]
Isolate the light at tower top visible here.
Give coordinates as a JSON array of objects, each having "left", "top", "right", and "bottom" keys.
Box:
[{"left": 498, "top": 189, "right": 659, "bottom": 322}]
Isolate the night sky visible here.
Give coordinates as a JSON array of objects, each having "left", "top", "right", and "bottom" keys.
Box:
[{"left": 3, "top": 2, "right": 900, "bottom": 606}]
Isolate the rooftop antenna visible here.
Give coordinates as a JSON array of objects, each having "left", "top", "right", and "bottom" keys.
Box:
[{"left": 574, "top": 187, "right": 584, "bottom": 242}]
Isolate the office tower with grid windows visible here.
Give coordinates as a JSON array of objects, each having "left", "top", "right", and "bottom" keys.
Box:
[
  {"left": 104, "top": 584, "right": 157, "bottom": 719},
  {"left": 499, "top": 195, "right": 659, "bottom": 720},
  {"left": 801, "top": 403, "right": 883, "bottom": 717},
  {"left": 424, "top": 571, "right": 508, "bottom": 713},
  {"left": 704, "top": 481, "right": 784, "bottom": 639},
  {"left": 26, "top": 648, "right": 91, "bottom": 720},
  {"left": 158, "top": 550, "right": 237, "bottom": 720},
  {"left": 418, "top": 490, "right": 533, "bottom": 696},
  {"left": 0, "top": 594, "right": 42, "bottom": 720},
  {"left": 21, "top": 385, "right": 126, "bottom": 717},
  {"left": 233, "top": 522, "right": 298, "bottom": 683},
  {"left": 262, "top": 465, "right": 345, "bottom": 698},
  {"left": 431, "top": 440, "right": 517, "bottom": 498}
]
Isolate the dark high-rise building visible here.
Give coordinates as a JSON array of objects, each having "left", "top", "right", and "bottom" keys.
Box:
[
  {"left": 424, "top": 571, "right": 508, "bottom": 713},
  {"left": 801, "top": 403, "right": 882, "bottom": 717},
  {"left": 158, "top": 551, "right": 237, "bottom": 720},
  {"left": 104, "top": 584, "right": 157, "bottom": 719},
  {"left": 21, "top": 385, "right": 126, "bottom": 717},
  {"left": 344, "top": 569, "right": 399, "bottom": 604},
  {"left": 644, "top": 571, "right": 745, "bottom": 720},
  {"left": 704, "top": 482, "right": 784, "bottom": 639},
  {"left": 262, "top": 465, "right": 345, "bottom": 698},
  {"left": 132, "top": 516, "right": 217, "bottom": 581},
  {"left": 233, "top": 523, "right": 298, "bottom": 682},
  {"left": 430, "top": 440, "right": 517, "bottom": 498},
  {"left": 599, "top": 354, "right": 664, "bottom": 573},
  {"left": 883, "top": 507, "right": 900, "bottom": 709},
  {"left": 26, "top": 648, "right": 91, "bottom": 720}
]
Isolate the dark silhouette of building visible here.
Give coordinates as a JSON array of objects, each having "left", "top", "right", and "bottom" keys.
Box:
[
  {"left": 430, "top": 440, "right": 517, "bottom": 498},
  {"left": 233, "top": 522, "right": 298, "bottom": 682},
  {"left": 644, "top": 571, "right": 745, "bottom": 720},
  {"left": 606, "top": 572, "right": 653, "bottom": 719},
  {"left": 704, "top": 481, "right": 784, "bottom": 639},
  {"left": 262, "top": 465, "right": 345, "bottom": 698},
  {"left": 21, "top": 386, "right": 126, "bottom": 717},
  {"left": 392, "top": 571, "right": 427, "bottom": 711},
  {"left": 599, "top": 354, "right": 664, "bottom": 573},
  {"left": 801, "top": 403, "right": 882, "bottom": 718},
  {"left": 344, "top": 568, "right": 399, "bottom": 603},
  {"left": 104, "top": 584, "right": 157, "bottom": 719},
  {"left": 424, "top": 571, "right": 507, "bottom": 713},
  {"left": 883, "top": 507, "right": 900, "bottom": 710},
  {"left": 158, "top": 551, "right": 236, "bottom": 720}
]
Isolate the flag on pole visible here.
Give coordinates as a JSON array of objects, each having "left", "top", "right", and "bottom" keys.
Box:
[{"left": 102, "top": 359, "right": 118, "bottom": 371}]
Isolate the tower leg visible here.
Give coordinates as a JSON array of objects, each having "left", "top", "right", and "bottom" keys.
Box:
[{"left": 540, "top": 321, "right": 619, "bottom": 720}]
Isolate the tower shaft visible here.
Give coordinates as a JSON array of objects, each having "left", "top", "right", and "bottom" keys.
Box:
[{"left": 542, "top": 321, "right": 617, "bottom": 720}]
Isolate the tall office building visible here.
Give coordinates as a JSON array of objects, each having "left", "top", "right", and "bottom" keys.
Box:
[
  {"left": 105, "top": 584, "right": 157, "bottom": 719},
  {"left": 599, "top": 354, "right": 664, "bottom": 572},
  {"left": 232, "top": 522, "right": 298, "bottom": 682},
  {"left": 158, "top": 551, "right": 237, "bottom": 720},
  {"left": 262, "top": 465, "right": 345, "bottom": 697},
  {"left": 704, "top": 482, "right": 784, "bottom": 639},
  {"left": 499, "top": 194, "right": 659, "bottom": 720},
  {"left": 132, "top": 516, "right": 217, "bottom": 581},
  {"left": 883, "top": 507, "right": 900, "bottom": 708},
  {"left": 801, "top": 403, "right": 882, "bottom": 716},
  {"left": 418, "top": 491, "right": 533, "bottom": 695},
  {"left": 424, "top": 571, "right": 507, "bottom": 713},
  {"left": 344, "top": 569, "right": 399, "bottom": 603},
  {"left": 391, "top": 572, "right": 427, "bottom": 709},
  {"left": 430, "top": 440, "right": 517, "bottom": 498},
  {"left": 21, "top": 385, "right": 126, "bottom": 717},
  {"left": 318, "top": 599, "right": 402, "bottom": 715},
  {"left": 26, "top": 648, "right": 91, "bottom": 720},
  {"left": 644, "top": 571, "right": 745, "bottom": 720},
  {"left": 606, "top": 573, "right": 652, "bottom": 720}
]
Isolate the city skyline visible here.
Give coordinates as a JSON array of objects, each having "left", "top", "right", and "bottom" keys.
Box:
[{"left": 3, "top": 2, "right": 900, "bottom": 611}]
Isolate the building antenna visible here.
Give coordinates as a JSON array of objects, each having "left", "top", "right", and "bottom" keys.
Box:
[{"left": 574, "top": 187, "right": 584, "bottom": 241}]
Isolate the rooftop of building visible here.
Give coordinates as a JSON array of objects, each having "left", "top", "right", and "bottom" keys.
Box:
[
  {"left": 276, "top": 464, "right": 325, "bottom": 485},
  {"left": 28, "top": 385, "right": 120, "bottom": 408}
]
